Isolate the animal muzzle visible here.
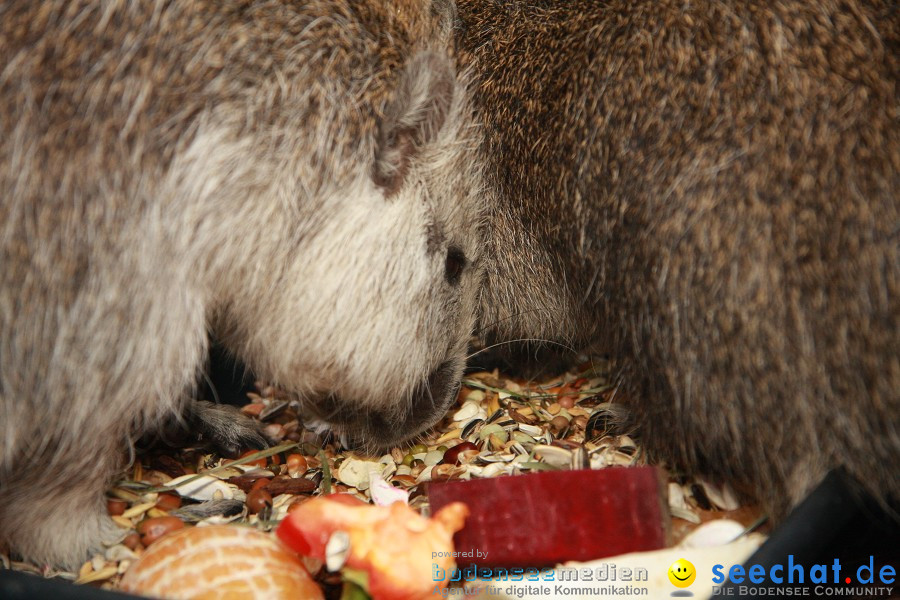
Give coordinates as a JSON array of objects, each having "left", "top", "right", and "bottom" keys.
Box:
[{"left": 315, "top": 359, "right": 462, "bottom": 449}]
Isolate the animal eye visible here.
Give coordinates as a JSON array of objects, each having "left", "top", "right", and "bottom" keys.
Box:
[{"left": 445, "top": 247, "right": 466, "bottom": 285}]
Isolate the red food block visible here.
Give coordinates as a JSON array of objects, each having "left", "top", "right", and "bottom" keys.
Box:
[{"left": 428, "top": 466, "right": 670, "bottom": 568}]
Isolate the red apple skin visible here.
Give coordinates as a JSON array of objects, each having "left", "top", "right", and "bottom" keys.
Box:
[{"left": 277, "top": 495, "right": 468, "bottom": 600}]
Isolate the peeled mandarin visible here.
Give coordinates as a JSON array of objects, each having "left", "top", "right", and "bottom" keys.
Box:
[{"left": 121, "top": 525, "right": 322, "bottom": 600}]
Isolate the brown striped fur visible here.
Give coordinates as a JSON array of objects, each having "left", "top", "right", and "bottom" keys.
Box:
[{"left": 461, "top": 0, "right": 898, "bottom": 518}]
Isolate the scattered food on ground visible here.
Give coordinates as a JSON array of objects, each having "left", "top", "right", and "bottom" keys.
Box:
[{"left": 3, "top": 360, "right": 766, "bottom": 598}]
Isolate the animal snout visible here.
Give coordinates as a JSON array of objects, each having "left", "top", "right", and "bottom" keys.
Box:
[
  {"left": 411, "top": 359, "right": 460, "bottom": 417},
  {"left": 365, "top": 358, "right": 461, "bottom": 447},
  {"left": 315, "top": 358, "right": 462, "bottom": 449}
]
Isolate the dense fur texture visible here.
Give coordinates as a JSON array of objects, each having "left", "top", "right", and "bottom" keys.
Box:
[
  {"left": 458, "top": 0, "right": 898, "bottom": 518},
  {"left": 0, "top": 0, "right": 483, "bottom": 568}
]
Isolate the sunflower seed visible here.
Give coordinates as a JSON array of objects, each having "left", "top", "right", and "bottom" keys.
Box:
[
  {"left": 453, "top": 401, "right": 481, "bottom": 422},
  {"left": 571, "top": 446, "right": 589, "bottom": 469},
  {"left": 259, "top": 399, "right": 289, "bottom": 421},
  {"left": 517, "top": 423, "right": 543, "bottom": 436},
  {"left": 509, "top": 443, "right": 529, "bottom": 456},
  {"left": 533, "top": 444, "right": 572, "bottom": 469},
  {"left": 696, "top": 479, "right": 741, "bottom": 511},
  {"left": 168, "top": 474, "right": 235, "bottom": 501},
  {"left": 670, "top": 505, "right": 701, "bottom": 524},
  {"left": 486, "top": 408, "right": 505, "bottom": 424},
  {"left": 461, "top": 418, "right": 485, "bottom": 440}
]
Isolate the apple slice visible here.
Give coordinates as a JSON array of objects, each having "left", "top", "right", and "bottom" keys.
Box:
[{"left": 277, "top": 494, "right": 468, "bottom": 600}]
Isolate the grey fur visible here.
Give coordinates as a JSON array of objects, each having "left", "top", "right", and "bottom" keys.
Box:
[{"left": 1, "top": 0, "right": 483, "bottom": 568}]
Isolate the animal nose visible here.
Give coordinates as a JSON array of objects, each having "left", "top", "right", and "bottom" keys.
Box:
[
  {"left": 313, "top": 359, "right": 463, "bottom": 448},
  {"left": 410, "top": 360, "right": 460, "bottom": 416}
]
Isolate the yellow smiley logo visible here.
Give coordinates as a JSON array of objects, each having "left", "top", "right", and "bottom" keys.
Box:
[{"left": 668, "top": 558, "right": 696, "bottom": 587}]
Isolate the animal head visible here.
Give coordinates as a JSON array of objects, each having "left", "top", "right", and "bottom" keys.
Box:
[{"left": 204, "top": 1, "right": 484, "bottom": 449}]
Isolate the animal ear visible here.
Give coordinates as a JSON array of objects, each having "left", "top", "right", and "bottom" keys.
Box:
[
  {"left": 373, "top": 51, "right": 456, "bottom": 197},
  {"left": 430, "top": 0, "right": 459, "bottom": 44}
]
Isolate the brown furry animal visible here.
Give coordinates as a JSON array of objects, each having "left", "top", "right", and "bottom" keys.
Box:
[
  {"left": 0, "top": 0, "right": 483, "bottom": 568},
  {"left": 458, "top": 0, "right": 898, "bottom": 518}
]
